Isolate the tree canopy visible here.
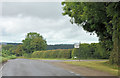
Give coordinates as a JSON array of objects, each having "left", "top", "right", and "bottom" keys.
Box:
[
  {"left": 22, "top": 32, "right": 47, "bottom": 54},
  {"left": 62, "top": 2, "right": 120, "bottom": 65}
]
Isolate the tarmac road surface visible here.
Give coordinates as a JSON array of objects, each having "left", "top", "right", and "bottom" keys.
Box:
[{"left": 2, "top": 59, "right": 79, "bottom": 76}]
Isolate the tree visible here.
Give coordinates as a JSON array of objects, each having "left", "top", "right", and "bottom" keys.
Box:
[
  {"left": 30, "top": 37, "right": 47, "bottom": 51},
  {"left": 22, "top": 32, "right": 47, "bottom": 54},
  {"left": 2, "top": 44, "right": 15, "bottom": 51},
  {"left": 62, "top": 2, "right": 120, "bottom": 65},
  {"left": 106, "top": 2, "right": 120, "bottom": 65},
  {"left": 14, "top": 45, "right": 24, "bottom": 56},
  {"left": 2, "top": 44, "right": 17, "bottom": 55}
]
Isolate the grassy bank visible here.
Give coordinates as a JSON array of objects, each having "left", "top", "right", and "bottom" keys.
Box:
[
  {"left": 64, "top": 61, "right": 118, "bottom": 76},
  {"left": 0, "top": 55, "right": 17, "bottom": 63},
  {"left": 0, "top": 56, "right": 8, "bottom": 63}
]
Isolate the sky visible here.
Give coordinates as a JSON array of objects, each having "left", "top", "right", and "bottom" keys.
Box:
[{"left": 0, "top": 2, "right": 99, "bottom": 44}]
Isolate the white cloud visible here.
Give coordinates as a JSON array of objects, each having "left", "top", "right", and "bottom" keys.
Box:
[
  {"left": 1, "top": 2, "right": 99, "bottom": 44},
  {"left": 0, "top": 15, "right": 98, "bottom": 44}
]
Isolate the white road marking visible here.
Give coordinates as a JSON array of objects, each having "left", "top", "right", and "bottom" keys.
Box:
[
  {"left": 69, "top": 71, "right": 81, "bottom": 76},
  {"left": 75, "top": 74, "right": 80, "bottom": 76},
  {"left": 0, "top": 63, "right": 7, "bottom": 77},
  {"left": 70, "top": 71, "right": 75, "bottom": 73}
]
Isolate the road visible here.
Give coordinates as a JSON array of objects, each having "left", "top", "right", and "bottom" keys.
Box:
[{"left": 2, "top": 59, "right": 80, "bottom": 76}]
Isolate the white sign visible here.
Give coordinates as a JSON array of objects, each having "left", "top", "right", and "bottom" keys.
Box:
[
  {"left": 74, "top": 43, "right": 80, "bottom": 48},
  {"left": 74, "top": 56, "right": 77, "bottom": 59}
]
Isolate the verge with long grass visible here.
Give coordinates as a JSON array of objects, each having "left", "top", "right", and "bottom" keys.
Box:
[{"left": 64, "top": 61, "right": 119, "bottom": 76}]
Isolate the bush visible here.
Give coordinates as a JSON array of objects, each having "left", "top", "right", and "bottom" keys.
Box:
[
  {"left": 2, "top": 57, "right": 8, "bottom": 63},
  {"left": 72, "top": 43, "right": 110, "bottom": 59},
  {"left": 0, "top": 56, "right": 8, "bottom": 63},
  {"left": 32, "top": 49, "right": 72, "bottom": 59},
  {"left": 7, "top": 55, "right": 16, "bottom": 59},
  {"left": 23, "top": 53, "right": 32, "bottom": 58}
]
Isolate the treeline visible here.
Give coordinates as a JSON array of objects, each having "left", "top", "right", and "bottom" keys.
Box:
[
  {"left": 32, "top": 49, "right": 72, "bottom": 59},
  {"left": 47, "top": 44, "right": 74, "bottom": 50},
  {"left": 2, "top": 45, "right": 17, "bottom": 59},
  {"left": 2, "top": 43, "right": 74, "bottom": 50},
  {"left": 72, "top": 43, "right": 110, "bottom": 59},
  {"left": 1, "top": 43, "right": 22, "bottom": 45},
  {"left": 32, "top": 43, "right": 110, "bottom": 59},
  {"left": 62, "top": 2, "right": 120, "bottom": 65},
  {"left": 0, "top": 44, "right": 17, "bottom": 63},
  {"left": 1, "top": 33, "right": 110, "bottom": 60},
  {"left": 1, "top": 32, "right": 47, "bottom": 58},
  {"left": 2, "top": 43, "right": 110, "bottom": 59}
]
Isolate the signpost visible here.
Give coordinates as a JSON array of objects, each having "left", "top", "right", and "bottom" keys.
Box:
[
  {"left": 74, "top": 43, "right": 80, "bottom": 48},
  {"left": 74, "top": 42, "right": 80, "bottom": 61}
]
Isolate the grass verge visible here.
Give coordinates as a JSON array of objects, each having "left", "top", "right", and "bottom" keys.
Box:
[
  {"left": 17, "top": 57, "right": 72, "bottom": 60},
  {"left": 18, "top": 56, "right": 109, "bottom": 60},
  {"left": 0, "top": 56, "right": 8, "bottom": 63},
  {"left": 0, "top": 55, "right": 17, "bottom": 64},
  {"left": 64, "top": 61, "right": 118, "bottom": 76}
]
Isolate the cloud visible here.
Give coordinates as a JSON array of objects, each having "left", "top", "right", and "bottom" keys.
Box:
[
  {"left": 2, "top": 2, "right": 63, "bottom": 19},
  {"left": 0, "top": 15, "right": 98, "bottom": 44},
  {"left": 0, "top": 2, "right": 99, "bottom": 44}
]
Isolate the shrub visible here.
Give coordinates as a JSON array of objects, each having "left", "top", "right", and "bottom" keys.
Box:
[
  {"left": 7, "top": 55, "right": 16, "bottom": 59},
  {"left": 32, "top": 49, "right": 72, "bottom": 59}
]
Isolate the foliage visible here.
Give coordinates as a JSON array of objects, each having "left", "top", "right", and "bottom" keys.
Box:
[
  {"left": 32, "top": 49, "right": 72, "bottom": 59},
  {"left": 14, "top": 45, "right": 25, "bottom": 56},
  {"left": 106, "top": 3, "right": 120, "bottom": 65},
  {"left": 23, "top": 53, "right": 32, "bottom": 58},
  {"left": 94, "top": 43, "right": 110, "bottom": 59},
  {"left": 7, "top": 55, "right": 16, "bottom": 59},
  {"left": 2, "top": 44, "right": 17, "bottom": 55},
  {"left": 2, "top": 45, "right": 15, "bottom": 50},
  {"left": 47, "top": 44, "right": 74, "bottom": 50},
  {"left": 32, "top": 43, "right": 109, "bottom": 59},
  {"left": 22, "top": 32, "right": 47, "bottom": 54},
  {"left": 1, "top": 32, "right": 47, "bottom": 58},
  {"left": 72, "top": 43, "right": 109, "bottom": 59},
  {"left": 62, "top": 2, "right": 120, "bottom": 65},
  {"left": 0, "top": 56, "right": 8, "bottom": 63},
  {"left": 2, "top": 49, "right": 14, "bottom": 57}
]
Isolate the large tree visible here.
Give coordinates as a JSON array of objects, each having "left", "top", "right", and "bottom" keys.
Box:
[
  {"left": 62, "top": 2, "right": 120, "bottom": 65},
  {"left": 22, "top": 32, "right": 47, "bottom": 54}
]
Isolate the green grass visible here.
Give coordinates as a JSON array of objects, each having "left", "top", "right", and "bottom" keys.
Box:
[
  {"left": 18, "top": 56, "right": 108, "bottom": 60},
  {"left": 0, "top": 55, "right": 17, "bottom": 64},
  {"left": 0, "top": 56, "right": 8, "bottom": 63},
  {"left": 64, "top": 61, "right": 119, "bottom": 76},
  {"left": 17, "top": 57, "right": 72, "bottom": 60},
  {"left": 7, "top": 55, "right": 16, "bottom": 59},
  {"left": 30, "top": 58, "right": 71, "bottom": 60}
]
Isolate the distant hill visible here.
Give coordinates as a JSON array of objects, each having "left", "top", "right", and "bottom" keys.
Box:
[
  {"left": 0, "top": 42, "right": 22, "bottom": 45},
  {"left": 47, "top": 44, "right": 74, "bottom": 50},
  {"left": 0, "top": 42, "right": 74, "bottom": 50}
]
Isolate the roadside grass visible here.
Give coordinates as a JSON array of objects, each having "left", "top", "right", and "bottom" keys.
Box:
[
  {"left": 0, "top": 56, "right": 8, "bottom": 63},
  {"left": 17, "top": 57, "right": 72, "bottom": 60},
  {"left": 64, "top": 61, "right": 119, "bottom": 76},
  {"left": 31, "top": 58, "right": 75, "bottom": 60},
  {"left": 18, "top": 57, "right": 108, "bottom": 60},
  {"left": 0, "top": 55, "right": 17, "bottom": 64},
  {"left": 7, "top": 55, "right": 16, "bottom": 59}
]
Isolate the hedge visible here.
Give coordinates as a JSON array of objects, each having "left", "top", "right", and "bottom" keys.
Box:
[{"left": 32, "top": 49, "right": 72, "bottom": 59}]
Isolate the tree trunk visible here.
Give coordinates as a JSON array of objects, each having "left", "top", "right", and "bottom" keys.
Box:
[{"left": 109, "top": 18, "right": 120, "bottom": 66}]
